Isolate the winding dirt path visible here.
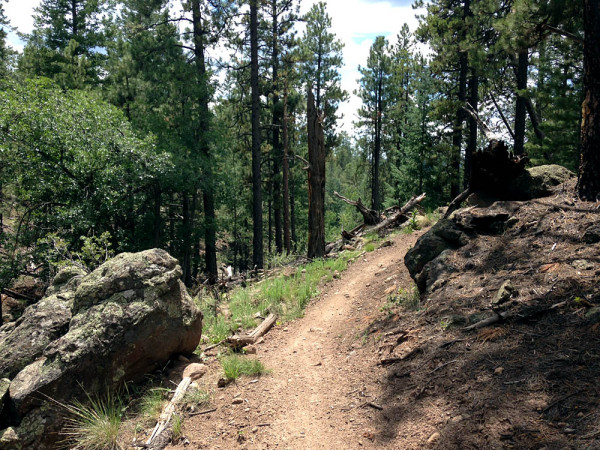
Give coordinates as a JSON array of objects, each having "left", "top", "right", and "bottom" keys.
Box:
[{"left": 170, "top": 230, "right": 425, "bottom": 449}]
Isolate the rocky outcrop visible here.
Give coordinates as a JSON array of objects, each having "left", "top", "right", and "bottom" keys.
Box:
[
  {"left": 406, "top": 202, "right": 524, "bottom": 293},
  {"left": 507, "top": 165, "right": 574, "bottom": 200},
  {"left": 405, "top": 219, "right": 469, "bottom": 282},
  {"left": 0, "top": 249, "right": 202, "bottom": 448},
  {"left": 0, "top": 267, "right": 85, "bottom": 380}
]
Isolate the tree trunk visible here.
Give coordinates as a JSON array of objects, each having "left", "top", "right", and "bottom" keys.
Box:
[
  {"left": 306, "top": 87, "right": 326, "bottom": 259},
  {"left": 182, "top": 193, "right": 192, "bottom": 287},
  {"left": 192, "top": 0, "right": 217, "bottom": 282},
  {"left": 577, "top": 0, "right": 600, "bottom": 201},
  {"left": 250, "top": 0, "right": 263, "bottom": 268},
  {"left": 372, "top": 72, "right": 383, "bottom": 212},
  {"left": 452, "top": 51, "right": 468, "bottom": 199},
  {"left": 514, "top": 50, "right": 528, "bottom": 155},
  {"left": 283, "top": 85, "right": 291, "bottom": 254},
  {"left": 271, "top": 0, "right": 283, "bottom": 254},
  {"left": 451, "top": 0, "right": 470, "bottom": 199},
  {"left": 465, "top": 72, "right": 478, "bottom": 189},
  {"left": 153, "top": 183, "right": 161, "bottom": 248}
]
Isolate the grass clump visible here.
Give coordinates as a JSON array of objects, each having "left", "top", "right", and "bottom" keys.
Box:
[
  {"left": 364, "top": 243, "right": 375, "bottom": 252},
  {"left": 138, "top": 387, "right": 168, "bottom": 423},
  {"left": 172, "top": 413, "right": 183, "bottom": 441},
  {"left": 198, "top": 249, "right": 361, "bottom": 343},
  {"left": 221, "top": 354, "right": 267, "bottom": 381},
  {"left": 183, "top": 387, "right": 211, "bottom": 407},
  {"left": 382, "top": 285, "right": 421, "bottom": 313},
  {"left": 60, "top": 392, "right": 123, "bottom": 450}
]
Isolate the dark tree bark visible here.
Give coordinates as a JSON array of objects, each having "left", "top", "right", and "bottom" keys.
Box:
[
  {"left": 514, "top": 50, "right": 529, "bottom": 156},
  {"left": 371, "top": 71, "right": 383, "bottom": 212},
  {"left": 577, "top": 0, "right": 600, "bottom": 200},
  {"left": 182, "top": 193, "right": 192, "bottom": 286},
  {"left": 153, "top": 183, "right": 161, "bottom": 248},
  {"left": 452, "top": 4, "right": 469, "bottom": 198},
  {"left": 192, "top": 0, "right": 217, "bottom": 282},
  {"left": 307, "top": 87, "right": 326, "bottom": 259},
  {"left": 282, "top": 84, "right": 291, "bottom": 254},
  {"left": 250, "top": 0, "right": 263, "bottom": 268},
  {"left": 465, "top": 72, "right": 478, "bottom": 189},
  {"left": 271, "top": 0, "right": 283, "bottom": 254}
]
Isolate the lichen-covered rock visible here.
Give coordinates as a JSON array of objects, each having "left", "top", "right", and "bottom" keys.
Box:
[
  {"left": 415, "top": 249, "right": 457, "bottom": 293},
  {"left": 0, "top": 249, "right": 202, "bottom": 448},
  {"left": 0, "top": 275, "right": 78, "bottom": 379},
  {"left": 507, "top": 165, "right": 574, "bottom": 200},
  {"left": 404, "top": 219, "right": 469, "bottom": 281}
]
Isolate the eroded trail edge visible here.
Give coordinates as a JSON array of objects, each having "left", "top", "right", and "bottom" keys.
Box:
[{"left": 172, "top": 230, "right": 424, "bottom": 449}]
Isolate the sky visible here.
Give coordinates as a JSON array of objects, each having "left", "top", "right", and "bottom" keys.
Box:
[{"left": 2, "top": 0, "right": 425, "bottom": 134}]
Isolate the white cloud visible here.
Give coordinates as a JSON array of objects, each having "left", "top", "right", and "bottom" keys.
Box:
[
  {"left": 2, "top": 0, "right": 425, "bottom": 137},
  {"left": 299, "top": 0, "right": 425, "bottom": 135}
]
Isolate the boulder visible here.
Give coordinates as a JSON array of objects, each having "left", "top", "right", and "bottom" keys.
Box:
[
  {"left": 404, "top": 219, "right": 469, "bottom": 280},
  {"left": 453, "top": 201, "right": 521, "bottom": 234},
  {"left": 415, "top": 249, "right": 457, "bottom": 293},
  {"left": 0, "top": 267, "right": 85, "bottom": 380},
  {"left": 0, "top": 249, "right": 202, "bottom": 448},
  {"left": 507, "top": 165, "right": 574, "bottom": 200}
]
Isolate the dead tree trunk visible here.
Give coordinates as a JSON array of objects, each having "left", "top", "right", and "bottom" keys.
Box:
[
  {"left": 333, "top": 191, "right": 380, "bottom": 225},
  {"left": 307, "top": 87, "right": 326, "bottom": 259},
  {"left": 577, "top": 0, "right": 600, "bottom": 201}
]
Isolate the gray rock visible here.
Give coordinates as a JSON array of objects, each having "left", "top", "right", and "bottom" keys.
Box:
[
  {"left": 0, "top": 291, "right": 74, "bottom": 380},
  {"left": 416, "top": 250, "right": 457, "bottom": 293},
  {"left": 405, "top": 219, "right": 468, "bottom": 281},
  {"left": 453, "top": 201, "right": 520, "bottom": 234},
  {"left": 507, "top": 165, "right": 574, "bottom": 200},
  {"left": 571, "top": 259, "right": 594, "bottom": 271},
  {"left": 1, "top": 249, "right": 202, "bottom": 448},
  {"left": 0, "top": 379, "right": 9, "bottom": 414},
  {"left": 493, "top": 280, "right": 514, "bottom": 305}
]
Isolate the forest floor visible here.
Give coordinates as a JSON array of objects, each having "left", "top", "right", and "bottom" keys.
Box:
[{"left": 154, "top": 179, "right": 600, "bottom": 450}]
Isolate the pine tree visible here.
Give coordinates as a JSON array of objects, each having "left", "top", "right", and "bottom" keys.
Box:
[
  {"left": 356, "top": 36, "right": 393, "bottom": 212},
  {"left": 299, "top": 1, "right": 347, "bottom": 152}
]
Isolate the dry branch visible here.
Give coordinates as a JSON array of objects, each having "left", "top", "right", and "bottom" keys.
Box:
[
  {"left": 333, "top": 191, "right": 380, "bottom": 225},
  {"left": 228, "top": 313, "right": 277, "bottom": 349},
  {"left": 146, "top": 377, "right": 192, "bottom": 447},
  {"left": 367, "top": 193, "right": 426, "bottom": 234}
]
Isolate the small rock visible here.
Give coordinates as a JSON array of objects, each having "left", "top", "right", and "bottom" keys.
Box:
[
  {"left": 183, "top": 363, "right": 207, "bottom": 381},
  {"left": 564, "top": 428, "right": 576, "bottom": 434},
  {"left": 366, "top": 283, "right": 371, "bottom": 287},
  {"left": 450, "top": 415, "right": 463, "bottom": 423},
  {"left": 333, "top": 271, "right": 341, "bottom": 279},
  {"left": 232, "top": 398, "right": 244, "bottom": 405},
  {"left": 427, "top": 432, "right": 441, "bottom": 443},
  {"left": 244, "top": 345, "right": 257, "bottom": 355},
  {"left": 493, "top": 281, "right": 514, "bottom": 305},
  {"left": 252, "top": 427, "right": 258, "bottom": 433},
  {"left": 494, "top": 367, "right": 504, "bottom": 375},
  {"left": 218, "top": 378, "right": 231, "bottom": 388},
  {"left": 571, "top": 259, "right": 593, "bottom": 271},
  {"left": 283, "top": 327, "right": 289, "bottom": 332}
]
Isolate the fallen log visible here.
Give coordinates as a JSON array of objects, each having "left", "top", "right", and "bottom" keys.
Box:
[
  {"left": 334, "top": 191, "right": 380, "bottom": 225},
  {"left": 228, "top": 313, "right": 277, "bottom": 349},
  {"left": 146, "top": 377, "right": 192, "bottom": 448},
  {"left": 366, "top": 193, "right": 426, "bottom": 234}
]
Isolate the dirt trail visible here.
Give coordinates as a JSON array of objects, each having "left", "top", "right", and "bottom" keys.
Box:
[{"left": 170, "top": 230, "right": 425, "bottom": 449}]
